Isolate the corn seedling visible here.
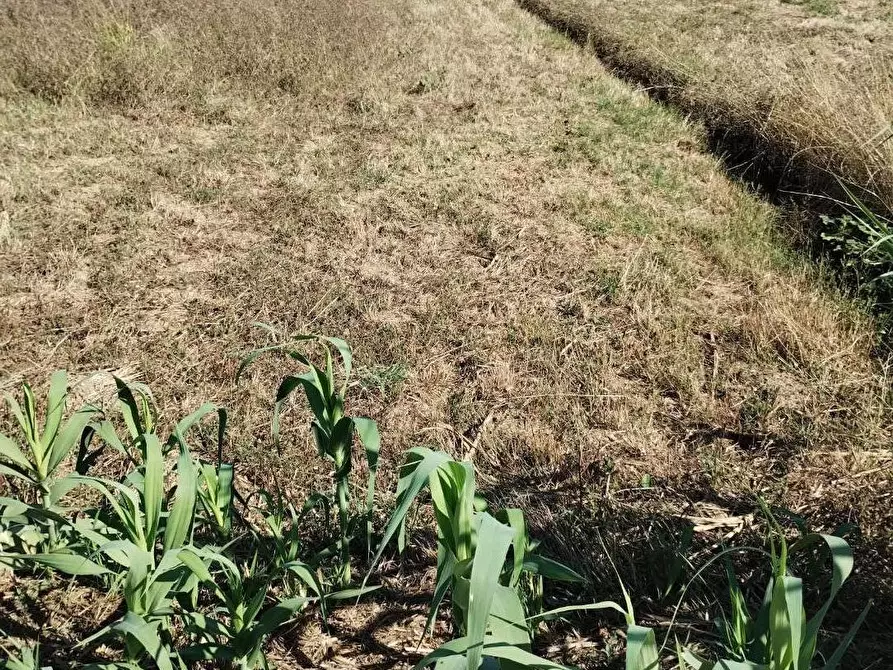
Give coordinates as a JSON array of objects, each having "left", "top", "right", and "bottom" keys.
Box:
[
  {"left": 366, "top": 448, "right": 582, "bottom": 669},
  {"left": 0, "top": 371, "right": 96, "bottom": 548},
  {"left": 700, "top": 505, "right": 870, "bottom": 670},
  {"left": 239, "top": 327, "right": 380, "bottom": 588},
  {"left": 178, "top": 546, "right": 314, "bottom": 669},
  {"left": 76, "top": 544, "right": 196, "bottom": 670}
]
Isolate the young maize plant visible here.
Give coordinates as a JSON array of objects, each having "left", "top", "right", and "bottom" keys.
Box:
[
  {"left": 239, "top": 326, "right": 380, "bottom": 588},
  {"left": 678, "top": 506, "right": 870, "bottom": 670},
  {"left": 178, "top": 545, "right": 341, "bottom": 669},
  {"left": 0, "top": 371, "right": 96, "bottom": 551},
  {"left": 366, "top": 448, "right": 583, "bottom": 670}
]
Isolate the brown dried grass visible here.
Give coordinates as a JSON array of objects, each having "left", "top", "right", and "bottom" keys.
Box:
[
  {"left": 0, "top": 0, "right": 892, "bottom": 664},
  {"left": 520, "top": 0, "right": 893, "bottom": 209}
]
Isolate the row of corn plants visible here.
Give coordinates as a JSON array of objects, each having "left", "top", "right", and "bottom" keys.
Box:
[{"left": 0, "top": 328, "right": 871, "bottom": 669}]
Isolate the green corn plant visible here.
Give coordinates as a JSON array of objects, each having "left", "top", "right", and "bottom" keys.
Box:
[
  {"left": 366, "top": 448, "right": 582, "bottom": 669},
  {"left": 76, "top": 544, "right": 195, "bottom": 670},
  {"left": 0, "top": 371, "right": 96, "bottom": 548},
  {"left": 673, "top": 503, "right": 870, "bottom": 670},
  {"left": 0, "top": 496, "right": 107, "bottom": 575},
  {"left": 178, "top": 545, "right": 316, "bottom": 670},
  {"left": 197, "top": 460, "right": 235, "bottom": 540},
  {"left": 247, "top": 489, "right": 331, "bottom": 575},
  {"left": 708, "top": 507, "right": 869, "bottom": 670},
  {"left": 239, "top": 327, "right": 380, "bottom": 588},
  {"left": 68, "top": 437, "right": 201, "bottom": 669}
]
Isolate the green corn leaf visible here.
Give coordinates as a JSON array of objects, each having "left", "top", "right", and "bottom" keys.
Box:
[
  {"left": 0, "top": 461, "right": 34, "bottom": 484},
  {"left": 242, "top": 597, "right": 311, "bottom": 654},
  {"left": 111, "top": 612, "right": 174, "bottom": 670},
  {"left": 677, "top": 642, "right": 712, "bottom": 670},
  {"left": 41, "top": 370, "right": 67, "bottom": 452},
  {"left": 477, "top": 638, "right": 568, "bottom": 669},
  {"left": 216, "top": 462, "right": 234, "bottom": 534},
  {"left": 47, "top": 405, "right": 95, "bottom": 478},
  {"left": 711, "top": 661, "right": 768, "bottom": 669},
  {"left": 821, "top": 601, "right": 871, "bottom": 670},
  {"left": 318, "top": 336, "right": 352, "bottom": 391},
  {"left": 142, "top": 434, "right": 164, "bottom": 550},
  {"left": 68, "top": 476, "right": 143, "bottom": 545},
  {"left": 627, "top": 625, "right": 659, "bottom": 670},
  {"left": 272, "top": 374, "right": 324, "bottom": 452},
  {"left": 168, "top": 403, "right": 226, "bottom": 452},
  {"left": 94, "top": 420, "right": 128, "bottom": 456},
  {"left": 284, "top": 560, "right": 327, "bottom": 620},
  {"left": 525, "top": 601, "right": 632, "bottom": 624},
  {"left": 354, "top": 417, "right": 380, "bottom": 556},
  {"left": 326, "top": 585, "right": 382, "bottom": 601},
  {"left": 495, "top": 508, "right": 527, "bottom": 588},
  {"left": 790, "top": 534, "right": 853, "bottom": 668},
  {"left": 178, "top": 547, "right": 213, "bottom": 583},
  {"left": 424, "top": 548, "right": 456, "bottom": 639},
  {"left": 114, "top": 377, "right": 150, "bottom": 442},
  {"left": 6, "top": 390, "right": 35, "bottom": 448},
  {"left": 5, "top": 550, "right": 109, "bottom": 576},
  {"left": 365, "top": 447, "right": 450, "bottom": 583},
  {"left": 488, "top": 584, "right": 531, "bottom": 648},
  {"left": 163, "top": 446, "right": 197, "bottom": 551},
  {"left": 521, "top": 555, "right": 584, "bottom": 583},
  {"left": 0, "top": 432, "right": 35, "bottom": 475},
  {"left": 465, "top": 513, "right": 514, "bottom": 670},
  {"left": 414, "top": 635, "right": 569, "bottom": 670},
  {"left": 769, "top": 575, "right": 803, "bottom": 670},
  {"left": 179, "top": 644, "right": 238, "bottom": 663},
  {"left": 330, "top": 416, "right": 355, "bottom": 467}
]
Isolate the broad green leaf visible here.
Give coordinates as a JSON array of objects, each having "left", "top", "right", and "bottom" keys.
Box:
[
  {"left": 466, "top": 513, "right": 514, "bottom": 670},
  {"left": 769, "top": 575, "right": 802, "bottom": 670},
  {"left": 0, "top": 432, "right": 34, "bottom": 475},
  {"left": 112, "top": 612, "right": 173, "bottom": 670},
  {"left": 243, "top": 597, "right": 311, "bottom": 653},
  {"left": 365, "top": 447, "right": 450, "bottom": 584},
  {"left": 325, "top": 585, "right": 382, "bottom": 600},
  {"left": 496, "top": 508, "right": 527, "bottom": 588},
  {"left": 355, "top": 416, "right": 381, "bottom": 555},
  {"left": 48, "top": 405, "right": 95, "bottom": 477},
  {"left": 790, "top": 534, "right": 853, "bottom": 668},
  {"left": 521, "top": 555, "right": 584, "bottom": 583},
  {"left": 164, "top": 446, "right": 197, "bottom": 551},
  {"left": 114, "top": 376, "right": 150, "bottom": 442},
  {"left": 42, "top": 370, "right": 67, "bottom": 452},
  {"left": 526, "top": 600, "right": 628, "bottom": 623},
  {"left": 627, "top": 625, "right": 659, "bottom": 670},
  {"left": 488, "top": 584, "right": 531, "bottom": 649},
  {"left": 142, "top": 434, "right": 164, "bottom": 550},
  {"left": 319, "top": 335, "right": 352, "bottom": 393},
  {"left": 0, "top": 461, "right": 34, "bottom": 484},
  {"left": 7, "top": 551, "right": 109, "bottom": 576}
]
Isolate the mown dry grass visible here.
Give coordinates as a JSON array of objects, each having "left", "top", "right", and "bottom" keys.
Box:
[
  {"left": 1, "top": 0, "right": 892, "bottom": 665},
  {"left": 520, "top": 0, "right": 893, "bottom": 216}
]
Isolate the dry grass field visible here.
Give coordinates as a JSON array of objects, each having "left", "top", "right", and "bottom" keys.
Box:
[
  {"left": 520, "top": 0, "right": 893, "bottom": 236},
  {"left": 1, "top": 0, "right": 892, "bottom": 666}
]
